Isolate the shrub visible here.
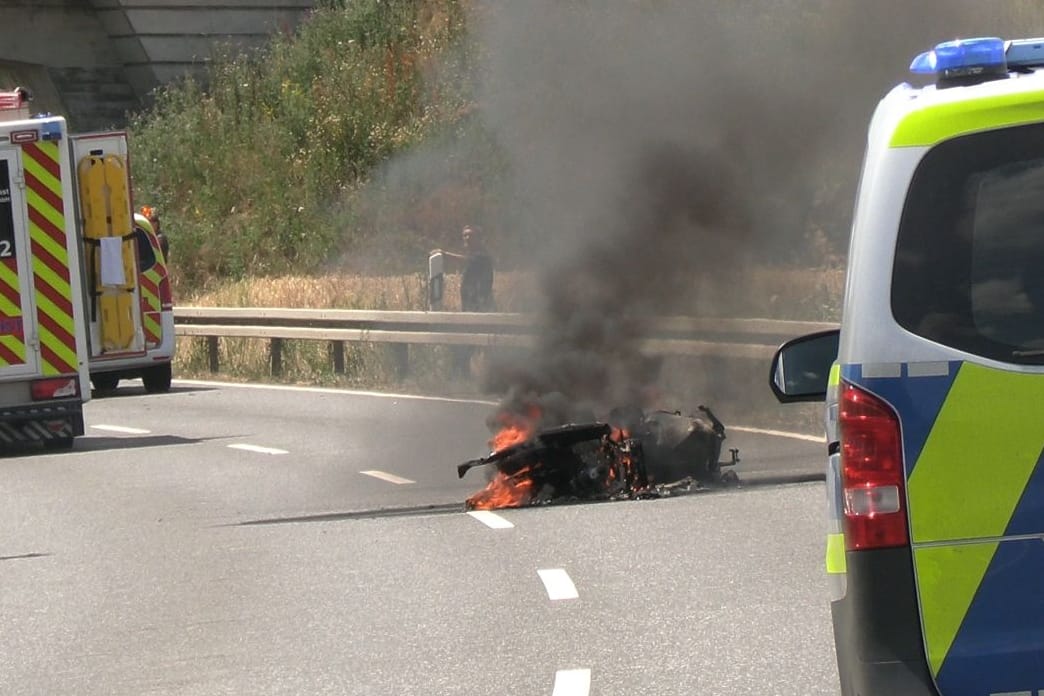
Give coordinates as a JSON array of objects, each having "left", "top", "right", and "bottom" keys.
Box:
[{"left": 129, "top": 0, "right": 476, "bottom": 292}]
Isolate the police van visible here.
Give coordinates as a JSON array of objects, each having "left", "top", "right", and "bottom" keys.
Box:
[{"left": 770, "top": 37, "right": 1044, "bottom": 695}]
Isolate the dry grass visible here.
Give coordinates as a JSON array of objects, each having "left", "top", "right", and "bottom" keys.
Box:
[
  {"left": 183, "top": 265, "right": 843, "bottom": 317},
  {"left": 190, "top": 273, "right": 431, "bottom": 310},
  {"left": 176, "top": 270, "right": 541, "bottom": 393}
]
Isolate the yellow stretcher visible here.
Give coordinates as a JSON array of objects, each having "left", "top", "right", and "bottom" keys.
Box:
[{"left": 77, "top": 154, "right": 139, "bottom": 352}]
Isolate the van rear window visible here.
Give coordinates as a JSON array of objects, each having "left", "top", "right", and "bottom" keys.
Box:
[
  {"left": 133, "top": 226, "right": 156, "bottom": 271},
  {"left": 892, "top": 123, "right": 1044, "bottom": 364}
]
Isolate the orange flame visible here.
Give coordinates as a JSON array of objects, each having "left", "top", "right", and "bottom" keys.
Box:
[
  {"left": 488, "top": 404, "right": 542, "bottom": 453},
  {"left": 490, "top": 422, "right": 531, "bottom": 452},
  {"left": 466, "top": 405, "right": 545, "bottom": 510},
  {"left": 466, "top": 467, "right": 536, "bottom": 510},
  {"left": 606, "top": 428, "right": 648, "bottom": 492}
]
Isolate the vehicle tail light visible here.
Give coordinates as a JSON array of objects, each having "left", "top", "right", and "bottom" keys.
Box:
[
  {"left": 839, "top": 382, "right": 909, "bottom": 550},
  {"left": 159, "top": 274, "right": 173, "bottom": 311},
  {"left": 31, "top": 377, "right": 79, "bottom": 401}
]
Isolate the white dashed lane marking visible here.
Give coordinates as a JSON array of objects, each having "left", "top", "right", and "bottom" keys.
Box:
[
  {"left": 730, "top": 425, "right": 824, "bottom": 443},
  {"left": 227, "top": 444, "right": 288, "bottom": 455},
  {"left": 552, "top": 669, "right": 591, "bottom": 696},
  {"left": 538, "top": 568, "right": 579, "bottom": 601},
  {"left": 359, "top": 470, "right": 415, "bottom": 485},
  {"left": 91, "top": 424, "right": 150, "bottom": 435},
  {"left": 466, "top": 510, "right": 514, "bottom": 529}
]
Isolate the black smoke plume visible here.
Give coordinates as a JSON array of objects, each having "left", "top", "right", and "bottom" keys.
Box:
[{"left": 473, "top": 0, "right": 1044, "bottom": 428}]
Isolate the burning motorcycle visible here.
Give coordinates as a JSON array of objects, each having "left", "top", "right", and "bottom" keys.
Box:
[{"left": 458, "top": 405, "right": 740, "bottom": 510}]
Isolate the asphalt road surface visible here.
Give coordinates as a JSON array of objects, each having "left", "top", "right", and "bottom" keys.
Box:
[{"left": 1, "top": 379, "right": 837, "bottom": 695}]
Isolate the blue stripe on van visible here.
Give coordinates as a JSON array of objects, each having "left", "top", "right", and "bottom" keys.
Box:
[
  {"left": 1004, "top": 448, "right": 1044, "bottom": 537},
  {"left": 841, "top": 362, "right": 959, "bottom": 477},
  {"left": 935, "top": 537, "right": 1044, "bottom": 695}
]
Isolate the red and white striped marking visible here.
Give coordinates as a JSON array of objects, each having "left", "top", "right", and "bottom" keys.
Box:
[{"left": 23, "top": 141, "right": 77, "bottom": 376}]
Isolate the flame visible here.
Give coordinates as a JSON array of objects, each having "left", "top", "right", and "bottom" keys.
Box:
[
  {"left": 466, "top": 405, "right": 651, "bottom": 510},
  {"left": 466, "top": 467, "right": 536, "bottom": 510},
  {"left": 490, "top": 422, "right": 531, "bottom": 452},
  {"left": 606, "top": 427, "right": 648, "bottom": 493},
  {"left": 488, "top": 404, "right": 541, "bottom": 453},
  {"left": 466, "top": 405, "right": 544, "bottom": 510}
]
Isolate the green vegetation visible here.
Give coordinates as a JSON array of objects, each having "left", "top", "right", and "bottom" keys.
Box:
[
  {"left": 130, "top": 0, "right": 1044, "bottom": 302},
  {"left": 130, "top": 0, "right": 857, "bottom": 428},
  {"left": 132, "top": 0, "right": 873, "bottom": 299},
  {"left": 129, "top": 0, "right": 477, "bottom": 292},
  {"left": 129, "top": 0, "right": 1044, "bottom": 304}
]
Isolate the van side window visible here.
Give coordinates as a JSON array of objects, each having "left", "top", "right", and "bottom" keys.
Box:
[
  {"left": 892, "top": 123, "right": 1044, "bottom": 364},
  {"left": 133, "top": 226, "right": 156, "bottom": 271}
]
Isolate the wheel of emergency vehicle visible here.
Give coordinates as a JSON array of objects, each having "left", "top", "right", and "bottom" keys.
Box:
[
  {"left": 91, "top": 374, "right": 119, "bottom": 393},
  {"left": 143, "top": 363, "right": 172, "bottom": 393}
]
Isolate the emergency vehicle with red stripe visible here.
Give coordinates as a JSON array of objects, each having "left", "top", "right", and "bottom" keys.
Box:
[
  {"left": 770, "top": 37, "right": 1044, "bottom": 696},
  {"left": 74, "top": 134, "right": 174, "bottom": 395},
  {"left": 0, "top": 89, "right": 173, "bottom": 449}
]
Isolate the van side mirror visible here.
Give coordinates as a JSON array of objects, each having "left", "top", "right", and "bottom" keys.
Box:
[{"left": 769, "top": 329, "right": 840, "bottom": 403}]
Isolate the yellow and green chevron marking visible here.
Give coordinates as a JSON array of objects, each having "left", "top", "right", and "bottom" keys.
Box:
[{"left": 906, "top": 363, "right": 1044, "bottom": 678}]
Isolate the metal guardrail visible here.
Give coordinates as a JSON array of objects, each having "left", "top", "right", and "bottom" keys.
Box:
[{"left": 173, "top": 306, "right": 838, "bottom": 376}]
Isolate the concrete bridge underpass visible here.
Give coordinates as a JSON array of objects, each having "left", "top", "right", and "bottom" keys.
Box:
[{"left": 0, "top": 0, "right": 315, "bottom": 130}]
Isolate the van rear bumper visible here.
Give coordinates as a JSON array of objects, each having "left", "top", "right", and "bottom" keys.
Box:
[
  {"left": 833, "top": 547, "right": 938, "bottom": 695},
  {"left": 0, "top": 400, "right": 84, "bottom": 442}
]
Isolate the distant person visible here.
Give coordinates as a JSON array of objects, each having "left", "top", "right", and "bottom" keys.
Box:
[
  {"left": 438, "top": 225, "right": 494, "bottom": 312},
  {"left": 433, "top": 225, "right": 495, "bottom": 377}
]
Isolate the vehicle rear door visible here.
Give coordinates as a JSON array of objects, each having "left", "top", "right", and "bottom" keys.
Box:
[
  {"left": 887, "top": 121, "right": 1044, "bottom": 696},
  {"left": 0, "top": 147, "right": 39, "bottom": 378},
  {"left": 132, "top": 222, "right": 166, "bottom": 350}
]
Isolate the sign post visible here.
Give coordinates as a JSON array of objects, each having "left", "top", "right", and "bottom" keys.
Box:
[{"left": 428, "top": 251, "right": 444, "bottom": 311}]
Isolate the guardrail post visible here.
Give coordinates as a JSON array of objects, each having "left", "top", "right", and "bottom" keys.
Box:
[
  {"left": 391, "top": 343, "right": 408, "bottom": 379},
  {"left": 271, "top": 338, "right": 283, "bottom": 377},
  {"left": 207, "top": 336, "right": 219, "bottom": 373},
  {"left": 330, "top": 341, "right": 345, "bottom": 374}
]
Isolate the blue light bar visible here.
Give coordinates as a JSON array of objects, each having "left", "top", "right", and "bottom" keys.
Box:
[
  {"left": 39, "top": 120, "right": 62, "bottom": 141},
  {"left": 1006, "top": 38, "right": 1044, "bottom": 68},
  {"left": 910, "top": 37, "right": 1006, "bottom": 77}
]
